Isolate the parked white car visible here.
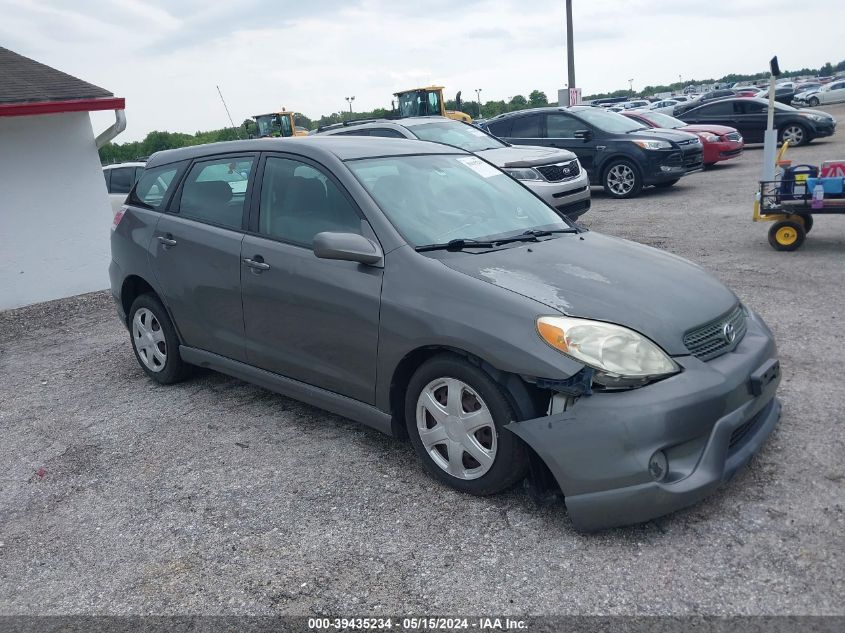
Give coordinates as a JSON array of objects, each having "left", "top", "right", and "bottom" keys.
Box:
[
  {"left": 103, "top": 162, "right": 145, "bottom": 215},
  {"left": 648, "top": 99, "right": 680, "bottom": 114},
  {"left": 620, "top": 100, "right": 651, "bottom": 110},
  {"left": 792, "top": 80, "right": 845, "bottom": 107}
]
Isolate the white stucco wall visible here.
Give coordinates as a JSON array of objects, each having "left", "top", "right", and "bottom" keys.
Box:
[{"left": 0, "top": 111, "right": 112, "bottom": 310}]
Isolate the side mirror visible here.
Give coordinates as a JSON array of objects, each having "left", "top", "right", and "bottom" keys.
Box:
[
  {"left": 574, "top": 129, "right": 592, "bottom": 141},
  {"left": 313, "top": 232, "right": 383, "bottom": 266}
]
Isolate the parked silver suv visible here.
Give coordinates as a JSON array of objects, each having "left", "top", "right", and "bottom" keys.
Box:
[{"left": 316, "top": 117, "right": 591, "bottom": 220}]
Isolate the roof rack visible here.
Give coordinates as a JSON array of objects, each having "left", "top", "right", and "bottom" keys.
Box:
[{"left": 317, "top": 118, "right": 382, "bottom": 132}]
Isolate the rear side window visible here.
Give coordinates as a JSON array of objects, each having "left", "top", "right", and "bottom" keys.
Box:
[
  {"left": 178, "top": 157, "right": 255, "bottom": 230},
  {"left": 510, "top": 114, "right": 542, "bottom": 138},
  {"left": 696, "top": 102, "right": 734, "bottom": 116},
  {"left": 128, "top": 164, "right": 181, "bottom": 210},
  {"left": 109, "top": 167, "right": 136, "bottom": 194}
]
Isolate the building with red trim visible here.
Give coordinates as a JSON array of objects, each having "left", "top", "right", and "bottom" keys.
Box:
[{"left": 0, "top": 46, "right": 126, "bottom": 309}]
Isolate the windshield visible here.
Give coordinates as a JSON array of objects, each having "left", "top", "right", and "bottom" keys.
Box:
[
  {"left": 640, "top": 112, "right": 685, "bottom": 129},
  {"left": 574, "top": 108, "right": 643, "bottom": 133},
  {"left": 408, "top": 121, "right": 505, "bottom": 152},
  {"left": 347, "top": 154, "right": 569, "bottom": 247},
  {"left": 397, "top": 90, "right": 441, "bottom": 118}
]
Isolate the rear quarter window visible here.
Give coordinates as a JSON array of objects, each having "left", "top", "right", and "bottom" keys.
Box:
[{"left": 128, "top": 163, "right": 183, "bottom": 210}]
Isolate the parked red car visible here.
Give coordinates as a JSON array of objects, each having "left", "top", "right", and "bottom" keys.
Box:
[{"left": 623, "top": 110, "right": 744, "bottom": 167}]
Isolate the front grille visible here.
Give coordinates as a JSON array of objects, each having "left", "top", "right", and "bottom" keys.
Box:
[
  {"left": 726, "top": 132, "right": 742, "bottom": 142},
  {"left": 683, "top": 304, "right": 747, "bottom": 361},
  {"left": 536, "top": 159, "right": 580, "bottom": 182},
  {"left": 684, "top": 149, "right": 703, "bottom": 168},
  {"left": 677, "top": 138, "right": 700, "bottom": 146}
]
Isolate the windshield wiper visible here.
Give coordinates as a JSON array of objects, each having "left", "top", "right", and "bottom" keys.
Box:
[
  {"left": 415, "top": 238, "right": 497, "bottom": 252},
  {"left": 517, "top": 228, "right": 580, "bottom": 238}
]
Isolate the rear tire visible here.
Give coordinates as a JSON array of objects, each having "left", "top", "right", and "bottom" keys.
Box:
[
  {"left": 128, "top": 294, "right": 191, "bottom": 384},
  {"left": 405, "top": 355, "right": 528, "bottom": 495},
  {"left": 602, "top": 159, "right": 643, "bottom": 198}
]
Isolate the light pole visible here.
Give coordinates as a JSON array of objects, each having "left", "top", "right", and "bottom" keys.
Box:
[
  {"left": 345, "top": 96, "right": 355, "bottom": 118},
  {"left": 565, "top": 0, "right": 575, "bottom": 98},
  {"left": 628, "top": 78, "right": 634, "bottom": 96},
  {"left": 475, "top": 88, "right": 482, "bottom": 118}
]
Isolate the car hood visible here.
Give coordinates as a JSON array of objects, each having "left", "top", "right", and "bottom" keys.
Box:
[
  {"left": 625, "top": 128, "right": 699, "bottom": 143},
  {"left": 680, "top": 124, "right": 740, "bottom": 136},
  {"left": 476, "top": 146, "right": 577, "bottom": 168},
  {"left": 438, "top": 231, "right": 738, "bottom": 355},
  {"left": 797, "top": 108, "right": 835, "bottom": 120},
  {"left": 794, "top": 89, "right": 820, "bottom": 98}
]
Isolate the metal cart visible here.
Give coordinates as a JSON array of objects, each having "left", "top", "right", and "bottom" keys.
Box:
[{"left": 754, "top": 181, "right": 845, "bottom": 250}]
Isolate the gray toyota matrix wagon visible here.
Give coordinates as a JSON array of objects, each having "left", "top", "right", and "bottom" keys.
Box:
[{"left": 110, "top": 136, "right": 781, "bottom": 531}]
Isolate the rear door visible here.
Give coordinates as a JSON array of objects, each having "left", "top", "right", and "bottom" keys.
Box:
[
  {"left": 240, "top": 153, "right": 382, "bottom": 403},
  {"left": 150, "top": 153, "right": 257, "bottom": 362}
]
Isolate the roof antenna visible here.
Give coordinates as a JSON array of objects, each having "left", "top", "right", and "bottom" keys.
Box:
[{"left": 216, "top": 84, "right": 241, "bottom": 139}]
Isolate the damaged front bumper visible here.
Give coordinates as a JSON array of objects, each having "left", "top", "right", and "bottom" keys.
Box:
[{"left": 507, "top": 310, "right": 781, "bottom": 532}]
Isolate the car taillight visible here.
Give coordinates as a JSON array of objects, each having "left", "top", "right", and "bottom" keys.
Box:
[{"left": 112, "top": 207, "right": 126, "bottom": 231}]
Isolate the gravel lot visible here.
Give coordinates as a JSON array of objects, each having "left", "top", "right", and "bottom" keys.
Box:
[{"left": 1, "top": 105, "right": 844, "bottom": 617}]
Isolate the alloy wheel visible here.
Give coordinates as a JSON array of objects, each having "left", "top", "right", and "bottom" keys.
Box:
[
  {"left": 606, "top": 164, "right": 636, "bottom": 195},
  {"left": 132, "top": 307, "right": 167, "bottom": 372},
  {"left": 416, "top": 377, "right": 497, "bottom": 480},
  {"left": 782, "top": 125, "right": 805, "bottom": 146}
]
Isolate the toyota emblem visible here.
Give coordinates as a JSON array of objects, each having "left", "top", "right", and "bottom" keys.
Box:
[{"left": 723, "top": 322, "right": 736, "bottom": 344}]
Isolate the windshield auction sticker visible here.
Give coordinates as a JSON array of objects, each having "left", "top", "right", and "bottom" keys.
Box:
[{"left": 457, "top": 156, "right": 500, "bottom": 178}]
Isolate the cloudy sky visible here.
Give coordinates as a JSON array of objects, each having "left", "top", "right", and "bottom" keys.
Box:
[{"left": 2, "top": 0, "right": 842, "bottom": 142}]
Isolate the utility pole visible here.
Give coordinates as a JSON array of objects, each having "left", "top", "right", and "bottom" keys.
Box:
[
  {"left": 565, "top": 0, "right": 576, "bottom": 96},
  {"left": 475, "top": 89, "right": 482, "bottom": 118}
]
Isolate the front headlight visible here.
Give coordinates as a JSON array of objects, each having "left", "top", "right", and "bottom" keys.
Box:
[
  {"left": 799, "top": 113, "right": 824, "bottom": 122},
  {"left": 504, "top": 167, "right": 543, "bottom": 181},
  {"left": 632, "top": 139, "right": 672, "bottom": 150},
  {"left": 537, "top": 316, "right": 679, "bottom": 388},
  {"left": 701, "top": 133, "right": 721, "bottom": 142}
]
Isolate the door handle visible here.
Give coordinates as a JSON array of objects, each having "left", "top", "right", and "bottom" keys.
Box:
[
  {"left": 157, "top": 235, "right": 177, "bottom": 247},
  {"left": 243, "top": 257, "right": 270, "bottom": 271}
]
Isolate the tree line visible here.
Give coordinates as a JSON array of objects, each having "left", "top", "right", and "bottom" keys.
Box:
[{"left": 99, "top": 60, "right": 844, "bottom": 164}]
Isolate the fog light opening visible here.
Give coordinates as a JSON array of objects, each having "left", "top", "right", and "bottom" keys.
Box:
[{"left": 649, "top": 450, "right": 668, "bottom": 481}]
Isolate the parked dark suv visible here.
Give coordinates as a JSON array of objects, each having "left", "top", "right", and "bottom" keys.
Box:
[
  {"left": 483, "top": 106, "right": 703, "bottom": 198},
  {"left": 110, "top": 137, "right": 780, "bottom": 531}
]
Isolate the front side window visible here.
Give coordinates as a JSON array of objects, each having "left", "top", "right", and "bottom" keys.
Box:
[
  {"left": 258, "top": 157, "right": 363, "bottom": 246},
  {"left": 697, "top": 102, "right": 734, "bottom": 116},
  {"left": 178, "top": 157, "right": 254, "bottom": 229},
  {"left": 571, "top": 108, "right": 642, "bottom": 133},
  {"left": 128, "top": 164, "right": 180, "bottom": 210},
  {"left": 409, "top": 121, "right": 505, "bottom": 151},
  {"left": 347, "top": 154, "right": 569, "bottom": 247},
  {"left": 486, "top": 118, "right": 512, "bottom": 137},
  {"left": 545, "top": 114, "right": 582, "bottom": 138}
]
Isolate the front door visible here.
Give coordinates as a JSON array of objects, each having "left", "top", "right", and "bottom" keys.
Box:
[
  {"left": 240, "top": 154, "right": 382, "bottom": 404},
  {"left": 150, "top": 154, "right": 257, "bottom": 362},
  {"left": 543, "top": 112, "right": 597, "bottom": 176}
]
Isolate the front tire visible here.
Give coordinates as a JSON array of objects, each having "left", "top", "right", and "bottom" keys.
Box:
[
  {"left": 780, "top": 123, "right": 808, "bottom": 147},
  {"left": 405, "top": 355, "right": 528, "bottom": 495},
  {"left": 768, "top": 220, "right": 805, "bottom": 251},
  {"left": 602, "top": 159, "right": 643, "bottom": 198},
  {"left": 808, "top": 97, "right": 820, "bottom": 107},
  {"left": 129, "top": 294, "right": 191, "bottom": 384}
]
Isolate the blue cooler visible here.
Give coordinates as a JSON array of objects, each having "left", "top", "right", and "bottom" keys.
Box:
[{"left": 806, "top": 177, "right": 845, "bottom": 197}]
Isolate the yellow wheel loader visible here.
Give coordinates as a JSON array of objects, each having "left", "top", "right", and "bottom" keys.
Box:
[{"left": 393, "top": 86, "right": 471, "bottom": 122}]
